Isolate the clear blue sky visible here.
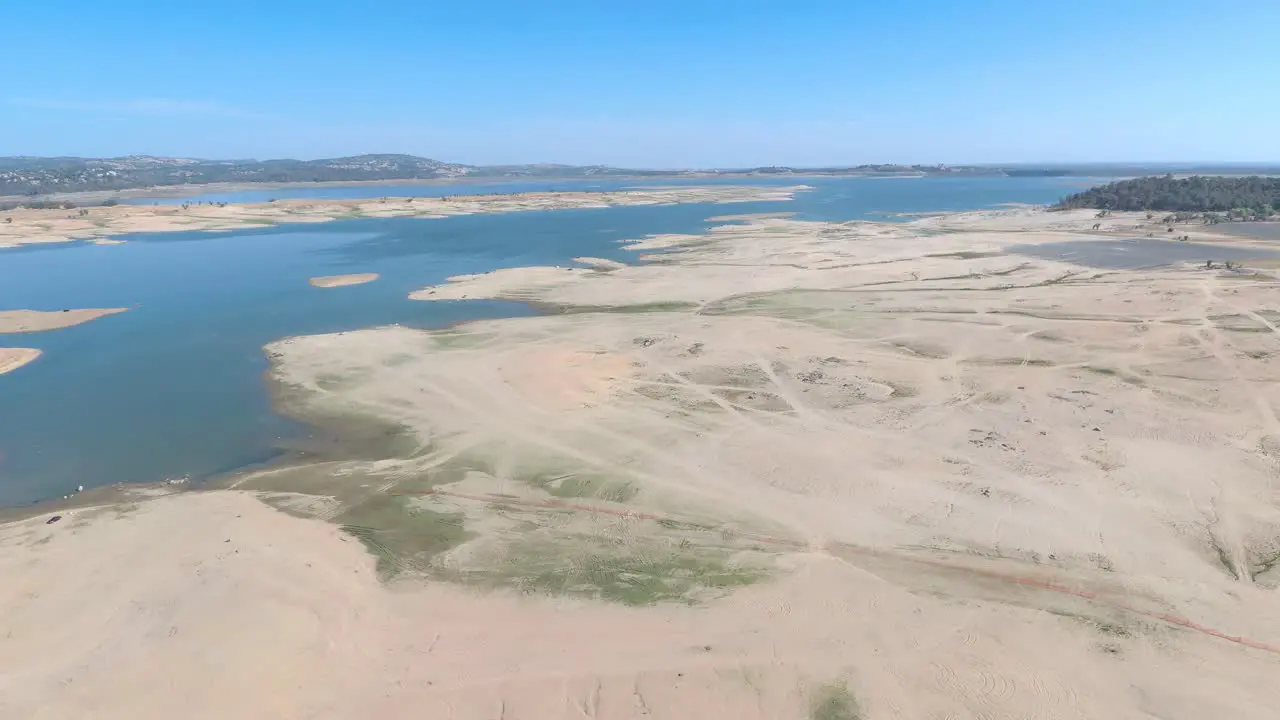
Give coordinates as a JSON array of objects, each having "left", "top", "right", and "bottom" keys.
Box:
[{"left": 3, "top": 0, "right": 1277, "bottom": 167}]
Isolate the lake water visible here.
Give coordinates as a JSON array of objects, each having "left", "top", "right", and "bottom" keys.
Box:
[
  {"left": 130, "top": 175, "right": 1101, "bottom": 222},
  {"left": 1, "top": 176, "right": 1097, "bottom": 505},
  {"left": 1008, "top": 238, "right": 1280, "bottom": 269},
  {"left": 1212, "top": 222, "right": 1280, "bottom": 241}
]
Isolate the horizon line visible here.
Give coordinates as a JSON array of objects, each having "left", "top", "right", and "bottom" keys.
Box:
[{"left": 5, "top": 153, "right": 1280, "bottom": 170}]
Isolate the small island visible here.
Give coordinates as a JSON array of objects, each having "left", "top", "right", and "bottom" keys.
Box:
[
  {"left": 309, "top": 273, "right": 380, "bottom": 288},
  {"left": 1058, "top": 175, "right": 1280, "bottom": 220},
  {"left": 0, "top": 308, "right": 129, "bottom": 334},
  {"left": 0, "top": 348, "right": 41, "bottom": 375}
]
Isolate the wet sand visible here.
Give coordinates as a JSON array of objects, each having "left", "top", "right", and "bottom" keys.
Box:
[
  {"left": 0, "top": 307, "right": 129, "bottom": 333},
  {"left": 6, "top": 206, "right": 1280, "bottom": 718},
  {"left": 309, "top": 273, "right": 380, "bottom": 288},
  {"left": 0, "top": 348, "right": 40, "bottom": 375},
  {"left": 0, "top": 185, "right": 807, "bottom": 249}
]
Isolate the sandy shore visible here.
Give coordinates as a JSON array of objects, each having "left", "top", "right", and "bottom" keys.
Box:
[
  {"left": 309, "top": 273, "right": 380, "bottom": 288},
  {"left": 0, "top": 347, "right": 40, "bottom": 375},
  {"left": 0, "top": 307, "right": 128, "bottom": 333},
  {"left": 0, "top": 185, "right": 807, "bottom": 249},
  {"left": 6, "top": 206, "right": 1280, "bottom": 718}
]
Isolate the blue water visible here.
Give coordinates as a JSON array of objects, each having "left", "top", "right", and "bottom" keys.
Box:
[
  {"left": 131, "top": 175, "right": 1101, "bottom": 220},
  {"left": 1, "top": 176, "right": 1104, "bottom": 505},
  {"left": 125, "top": 178, "right": 791, "bottom": 206}
]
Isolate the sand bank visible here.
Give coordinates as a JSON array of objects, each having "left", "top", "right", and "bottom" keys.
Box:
[
  {"left": 0, "top": 347, "right": 40, "bottom": 375},
  {"left": 8, "top": 206, "right": 1280, "bottom": 718},
  {"left": 0, "top": 185, "right": 808, "bottom": 249},
  {"left": 572, "top": 256, "right": 627, "bottom": 270},
  {"left": 0, "top": 307, "right": 128, "bottom": 333},
  {"left": 704, "top": 210, "right": 798, "bottom": 222},
  {"left": 309, "top": 273, "right": 379, "bottom": 288}
]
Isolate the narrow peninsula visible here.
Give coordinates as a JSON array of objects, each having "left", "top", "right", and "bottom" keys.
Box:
[
  {"left": 0, "top": 308, "right": 129, "bottom": 333},
  {"left": 0, "top": 348, "right": 41, "bottom": 375}
]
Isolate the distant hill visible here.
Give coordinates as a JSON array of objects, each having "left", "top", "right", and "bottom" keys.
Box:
[
  {"left": 17, "top": 155, "right": 1279, "bottom": 198},
  {"left": 0, "top": 154, "right": 1049, "bottom": 197},
  {"left": 1057, "top": 175, "right": 1280, "bottom": 216},
  {"left": 0, "top": 154, "right": 475, "bottom": 195}
]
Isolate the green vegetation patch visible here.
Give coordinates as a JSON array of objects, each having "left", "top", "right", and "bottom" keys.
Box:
[
  {"left": 472, "top": 541, "right": 764, "bottom": 605},
  {"left": 337, "top": 494, "right": 469, "bottom": 578},
  {"left": 811, "top": 681, "right": 862, "bottom": 720},
  {"left": 245, "top": 443, "right": 779, "bottom": 602},
  {"left": 557, "top": 301, "right": 699, "bottom": 315},
  {"left": 525, "top": 471, "right": 639, "bottom": 503},
  {"left": 427, "top": 328, "right": 495, "bottom": 350}
]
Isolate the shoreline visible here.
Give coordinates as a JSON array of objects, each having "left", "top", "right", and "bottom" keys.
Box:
[
  {"left": 7, "top": 205, "right": 1280, "bottom": 717},
  {"left": 0, "top": 347, "right": 41, "bottom": 375},
  {"left": 0, "top": 184, "right": 808, "bottom": 249},
  {"left": 7, "top": 205, "right": 1279, "bottom": 510},
  {"left": 0, "top": 171, "right": 963, "bottom": 205}
]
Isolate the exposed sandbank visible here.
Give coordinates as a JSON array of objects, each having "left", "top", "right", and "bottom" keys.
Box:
[
  {"left": 0, "top": 307, "right": 128, "bottom": 333},
  {"left": 0, "top": 185, "right": 808, "bottom": 249},
  {"left": 703, "top": 211, "right": 798, "bottom": 222},
  {"left": 309, "top": 273, "right": 380, "bottom": 288},
  {"left": 571, "top": 256, "right": 627, "bottom": 270},
  {"left": 7, "top": 206, "right": 1280, "bottom": 718},
  {"left": 0, "top": 348, "right": 40, "bottom": 375}
]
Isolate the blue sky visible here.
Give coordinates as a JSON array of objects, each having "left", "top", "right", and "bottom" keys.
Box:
[{"left": 3, "top": 0, "right": 1277, "bottom": 166}]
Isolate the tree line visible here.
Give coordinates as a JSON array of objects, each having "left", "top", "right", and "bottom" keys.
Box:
[{"left": 1057, "top": 175, "right": 1280, "bottom": 217}]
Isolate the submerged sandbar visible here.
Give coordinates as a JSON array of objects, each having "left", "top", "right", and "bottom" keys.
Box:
[{"left": 309, "top": 273, "right": 380, "bottom": 288}]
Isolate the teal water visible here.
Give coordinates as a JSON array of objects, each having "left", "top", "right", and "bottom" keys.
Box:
[{"left": 1, "top": 177, "right": 1102, "bottom": 505}]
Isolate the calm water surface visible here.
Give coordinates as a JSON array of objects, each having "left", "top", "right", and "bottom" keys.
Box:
[
  {"left": 132, "top": 175, "right": 1100, "bottom": 220},
  {"left": 1009, "top": 238, "right": 1280, "bottom": 269},
  {"left": 1, "top": 177, "right": 1096, "bottom": 504}
]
